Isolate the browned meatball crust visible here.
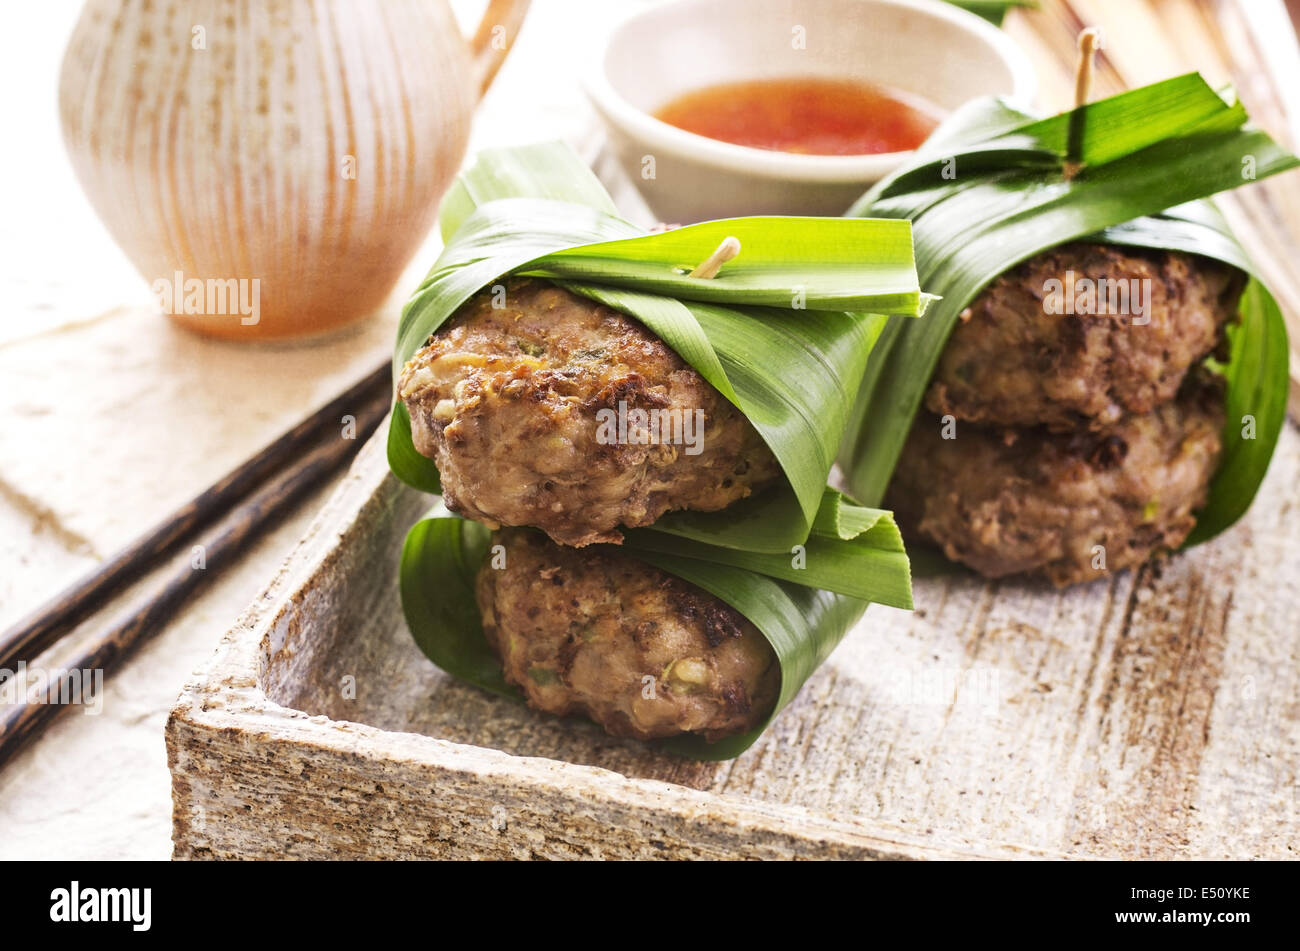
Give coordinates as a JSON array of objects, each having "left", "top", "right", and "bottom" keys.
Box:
[
  {"left": 927, "top": 244, "right": 1244, "bottom": 431},
  {"left": 889, "top": 372, "right": 1225, "bottom": 587},
  {"left": 476, "top": 529, "right": 779, "bottom": 741},
  {"left": 399, "top": 278, "right": 780, "bottom": 547}
]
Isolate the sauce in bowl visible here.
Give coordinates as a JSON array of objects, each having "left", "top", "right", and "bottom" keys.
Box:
[{"left": 654, "top": 77, "right": 942, "bottom": 156}]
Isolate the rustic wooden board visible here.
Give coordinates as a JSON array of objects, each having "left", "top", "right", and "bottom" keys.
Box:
[{"left": 168, "top": 415, "right": 1300, "bottom": 860}]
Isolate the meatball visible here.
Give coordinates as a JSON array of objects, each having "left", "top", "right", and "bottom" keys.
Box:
[
  {"left": 888, "top": 372, "right": 1225, "bottom": 587},
  {"left": 476, "top": 528, "right": 779, "bottom": 741},
  {"left": 399, "top": 278, "right": 780, "bottom": 547},
  {"left": 926, "top": 244, "right": 1244, "bottom": 431}
]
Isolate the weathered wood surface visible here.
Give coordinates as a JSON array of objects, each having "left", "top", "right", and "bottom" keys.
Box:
[{"left": 169, "top": 417, "right": 1300, "bottom": 860}]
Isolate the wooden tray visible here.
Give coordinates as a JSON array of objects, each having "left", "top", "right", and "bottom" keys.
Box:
[{"left": 167, "top": 418, "right": 1300, "bottom": 859}]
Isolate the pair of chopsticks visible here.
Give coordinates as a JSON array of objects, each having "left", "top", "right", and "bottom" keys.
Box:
[{"left": 0, "top": 360, "right": 392, "bottom": 769}]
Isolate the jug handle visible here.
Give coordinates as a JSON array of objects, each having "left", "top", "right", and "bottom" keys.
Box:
[{"left": 468, "top": 0, "right": 533, "bottom": 98}]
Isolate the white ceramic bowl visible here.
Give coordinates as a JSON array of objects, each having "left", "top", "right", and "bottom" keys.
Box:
[{"left": 586, "top": 0, "right": 1036, "bottom": 222}]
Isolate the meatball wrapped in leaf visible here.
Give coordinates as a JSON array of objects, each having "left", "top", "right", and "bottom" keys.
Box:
[
  {"left": 400, "top": 490, "right": 911, "bottom": 759},
  {"left": 390, "top": 142, "right": 929, "bottom": 554},
  {"left": 841, "top": 75, "right": 1298, "bottom": 585}
]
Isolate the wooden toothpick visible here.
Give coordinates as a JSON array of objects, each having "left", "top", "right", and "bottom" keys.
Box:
[
  {"left": 1065, "top": 27, "right": 1103, "bottom": 180},
  {"left": 688, "top": 236, "right": 741, "bottom": 279},
  {"left": 1074, "top": 28, "right": 1102, "bottom": 111}
]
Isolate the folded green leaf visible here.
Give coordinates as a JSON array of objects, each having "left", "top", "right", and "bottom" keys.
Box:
[
  {"left": 387, "top": 401, "right": 441, "bottom": 495},
  {"left": 399, "top": 504, "right": 506, "bottom": 695},
  {"left": 438, "top": 143, "right": 620, "bottom": 242},
  {"left": 392, "top": 141, "right": 926, "bottom": 549},
  {"left": 536, "top": 216, "right": 927, "bottom": 314},
  {"left": 840, "top": 76, "right": 1298, "bottom": 556},
  {"left": 626, "top": 489, "right": 912, "bottom": 609},
  {"left": 399, "top": 489, "right": 910, "bottom": 760}
]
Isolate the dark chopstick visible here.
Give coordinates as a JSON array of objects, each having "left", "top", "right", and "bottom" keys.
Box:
[
  {"left": 0, "top": 382, "right": 392, "bottom": 769},
  {"left": 0, "top": 359, "right": 390, "bottom": 672}
]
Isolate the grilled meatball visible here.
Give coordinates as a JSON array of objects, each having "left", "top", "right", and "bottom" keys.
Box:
[
  {"left": 399, "top": 278, "right": 780, "bottom": 547},
  {"left": 889, "top": 372, "right": 1225, "bottom": 587},
  {"left": 476, "top": 528, "right": 779, "bottom": 742},
  {"left": 926, "top": 244, "right": 1244, "bottom": 431}
]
